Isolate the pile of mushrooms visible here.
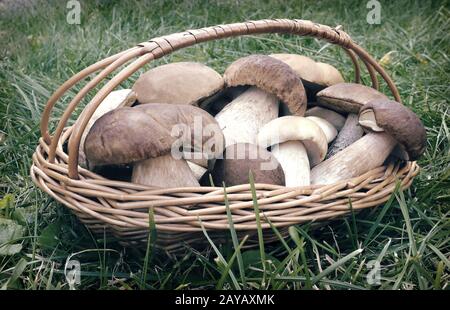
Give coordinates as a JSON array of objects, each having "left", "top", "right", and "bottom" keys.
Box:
[{"left": 78, "top": 53, "right": 426, "bottom": 189}]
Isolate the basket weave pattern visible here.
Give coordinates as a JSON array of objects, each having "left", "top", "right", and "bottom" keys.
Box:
[{"left": 31, "top": 19, "right": 419, "bottom": 249}]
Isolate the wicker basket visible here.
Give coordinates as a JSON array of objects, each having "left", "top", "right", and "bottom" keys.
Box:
[{"left": 30, "top": 19, "right": 420, "bottom": 251}]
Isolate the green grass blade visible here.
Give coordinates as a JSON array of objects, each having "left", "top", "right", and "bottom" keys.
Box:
[
  {"left": 216, "top": 235, "right": 248, "bottom": 290},
  {"left": 1, "top": 258, "right": 28, "bottom": 290},
  {"left": 348, "top": 198, "right": 359, "bottom": 247},
  {"left": 433, "top": 261, "right": 445, "bottom": 289},
  {"left": 396, "top": 188, "right": 418, "bottom": 257},
  {"left": 264, "top": 214, "right": 292, "bottom": 254},
  {"left": 249, "top": 171, "right": 266, "bottom": 288},
  {"left": 376, "top": 238, "right": 391, "bottom": 264},
  {"left": 274, "top": 276, "right": 367, "bottom": 290},
  {"left": 363, "top": 181, "right": 401, "bottom": 246},
  {"left": 427, "top": 243, "right": 450, "bottom": 269},
  {"left": 289, "top": 226, "right": 311, "bottom": 289},
  {"left": 199, "top": 217, "right": 240, "bottom": 290},
  {"left": 311, "top": 248, "right": 363, "bottom": 285},
  {"left": 141, "top": 207, "right": 156, "bottom": 289},
  {"left": 393, "top": 256, "right": 411, "bottom": 290},
  {"left": 223, "top": 183, "right": 246, "bottom": 289}
]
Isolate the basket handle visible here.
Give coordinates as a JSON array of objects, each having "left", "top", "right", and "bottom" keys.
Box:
[{"left": 40, "top": 19, "right": 402, "bottom": 180}]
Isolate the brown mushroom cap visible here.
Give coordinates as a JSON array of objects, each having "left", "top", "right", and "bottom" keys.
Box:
[
  {"left": 359, "top": 99, "right": 427, "bottom": 161},
  {"left": 317, "top": 83, "right": 388, "bottom": 113},
  {"left": 270, "top": 54, "right": 344, "bottom": 101},
  {"left": 132, "top": 62, "right": 224, "bottom": 106},
  {"left": 84, "top": 103, "right": 225, "bottom": 167},
  {"left": 212, "top": 143, "right": 285, "bottom": 186},
  {"left": 78, "top": 89, "right": 137, "bottom": 168},
  {"left": 223, "top": 55, "right": 307, "bottom": 116}
]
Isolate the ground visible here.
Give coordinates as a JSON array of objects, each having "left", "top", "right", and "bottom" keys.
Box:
[{"left": 0, "top": 0, "right": 448, "bottom": 290}]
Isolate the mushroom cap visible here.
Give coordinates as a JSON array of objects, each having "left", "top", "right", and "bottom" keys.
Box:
[
  {"left": 270, "top": 54, "right": 344, "bottom": 102},
  {"left": 359, "top": 99, "right": 427, "bottom": 161},
  {"left": 270, "top": 54, "right": 321, "bottom": 84},
  {"left": 304, "top": 106, "right": 346, "bottom": 130},
  {"left": 317, "top": 83, "right": 388, "bottom": 113},
  {"left": 270, "top": 54, "right": 344, "bottom": 87},
  {"left": 223, "top": 55, "right": 307, "bottom": 116},
  {"left": 212, "top": 143, "right": 285, "bottom": 186},
  {"left": 79, "top": 89, "right": 136, "bottom": 168},
  {"left": 315, "top": 62, "right": 345, "bottom": 86},
  {"left": 306, "top": 116, "right": 338, "bottom": 143},
  {"left": 84, "top": 103, "right": 225, "bottom": 167},
  {"left": 132, "top": 62, "right": 224, "bottom": 106},
  {"left": 257, "top": 116, "right": 328, "bottom": 166}
]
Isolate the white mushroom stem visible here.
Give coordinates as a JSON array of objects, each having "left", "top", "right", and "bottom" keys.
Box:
[
  {"left": 132, "top": 154, "right": 199, "bottom": 188},
  {"left": 310, "top": 132, "right": 396, "bottom": 185},
  {"left": 271, "top": 141, "right": 310, "bottom": 187},
  {"left": 215, "top": 87, "right": 278, "bottom": 147}
]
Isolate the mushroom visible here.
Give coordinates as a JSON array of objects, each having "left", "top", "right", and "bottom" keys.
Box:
[
  {"left": 78, "top": 89, "right": 136, "bottom": 168},
  {"left": 270, "top": 53, "right": 344, "bottom": 100},
  {"left": 215, "top": 55, "right": 307, "bottom": 147},
  {"left": 304, "top": 106, "right": 346, "bottom": 131},
  {"left": 132, "top": 62, "right": 224, "bottom": 106},
  {"left": 316, "top": 83, "right": 388, "bottom": 114},
  {"left": 306, "top": 116, "right": 338, "bottom": 143},
  {"left": 257, "top": 116, "right": 328, "bottom": 187},
  {"left": 325, "top": 113, "right": 364, "bottom": 159},
  {"left": 316, "top": 83, "right": 389, "bottom": 159},
  {"left": 211, "top": 143, "right": 285, "bottom": 186},
  {"left": 84, "top": 103, "right": 225, "bottom": 188},
  {"left": 310, "top": 99, "right": 426, "bottom": 185},
  {"left": 200, "top": 85, "right": 249, "bottom": 116},
  {"left": 215, "top": 87, "right": 278, "bottom": 146},
  {"left": 131, "top": 62, "right": 224, "bottom": 178}
]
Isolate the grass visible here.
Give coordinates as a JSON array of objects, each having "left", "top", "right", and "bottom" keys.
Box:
[{"left": 0, "top": 0, "right": 449, "bottom": 290}]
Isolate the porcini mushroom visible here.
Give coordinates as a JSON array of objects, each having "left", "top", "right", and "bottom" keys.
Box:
[
  {"left": 132, "top": 62, "right": 224, "bottom": 106},
  {"left": 305, "top": 106, "right": 346, "bottom": 131},
  {"left": 317, "top": 83, "right": 389, "bottom": 159},
  {"left": 310, "top": 99, "right": 426, "bottom": 185},
  {"left": 257, "top": 116, "right": 328, "bottom": 187},
  {"left": 215, "top": 55, "right": 307, "bottom": 147},
  {"left": 270, "top": 53, "right": 344, "bottom": 100},
  {"left": 200, "top": 85, "right": 249, "bottom": 116},
  {"left": 325, "top": 113, "right": 364, "bottom": 159},
  {"left": 84, "top": 103, "right": 225, "bottom": 188},
  {"left": 211, "top": 143, "right": 285, "bottom": 186},
  {"left": 306, "top": 116, "right": 338, "bottom": 143},
  {"left": 316, "top": 83, "right": 388, "bottom": 114},
  {"left": 78, "top": 89, "right": 136, "bottom": 168}
]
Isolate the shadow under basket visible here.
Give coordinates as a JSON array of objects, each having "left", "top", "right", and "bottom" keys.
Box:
[{"left": 31, "top": 19, "right": 420, "bottom": 252}]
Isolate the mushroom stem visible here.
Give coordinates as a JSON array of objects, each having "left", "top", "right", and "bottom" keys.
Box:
[
  {"left": 215, "top": 87, "right": 278, "bottom": 147},
  {"left": 310, "top": 132, "right": 396, "bottom": 185},
  {"left": 271, "top": 141, "right": 310, "bottom": 187},
  {"left": 325, "top": 113, "right": 364, "bottom": 159},
  {"left": 132, "top": 154, "right": 199, "bottom": 187}
]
